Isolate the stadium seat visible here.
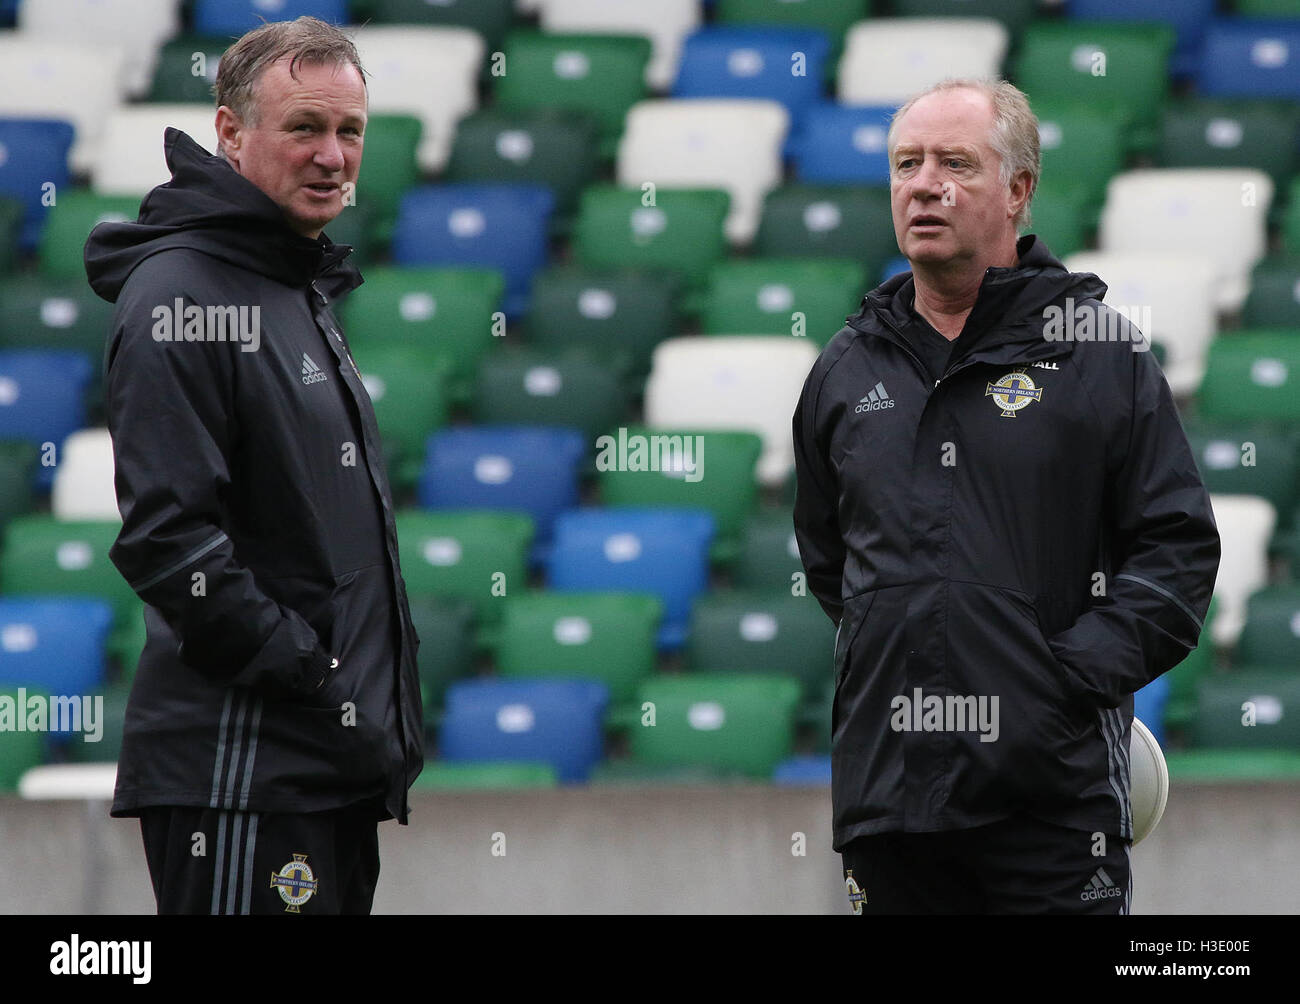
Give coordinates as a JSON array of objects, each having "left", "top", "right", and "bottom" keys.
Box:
[
  {"left": 572, "top": 185, "right": 730, "bottom": 294},
  {"left": 1061, "top": 251, "right": 1218, "bottom": 396},
  {"left": 1236, "top": 0, "right": 1300, "bottom": 12},
  {"left": 60, "top": 680, "right": 130, "bottom": 763},
  {"left": 0, "top": 443, "right": 37, "bottom": 532},
  {"left": 0, "top": 276, "right": 116, "bottom": 362},
  {"left": 838, "top": 18, "right": 1008, "bottom": 106},
  {"left": 1194, "top": 667, "right": 1300, "bottom": 750},
  {"left": 395, "top": 510, "right": 534, "bottom": 633},
  {"left": 359, "top": 0, "right": 516, "bottom": 47},
  {"left": 1184, "top": 422, "right": 1300, "bottom": 527},
  {"left": 391, "top": 184, "right": 555, "bottom": 317},
  {"left": 350, "top": 113, "right": 421, "bottom": 243},
  {"left": 731, "top": 509, "right": 805, "bottom": 593},
  {"left": 0, "top": 597, "right": 113, "bottom": 696},
  {"left": 1237, "top": 586, "right": 1300, "bottom": 667},
  {"left": 546, "top": 508, "right": 715, "bottom": 650},
  {"left": 716, "top": 0, "right": 869, "bottom": 59},
  {"left": 472, "top": 347, "right": 634, "bottom": 443},
  {"left": 536, "top": 0, "right": 702, "bottom": 91},
  {"left": 0, "top": 119, "right": 74, "bottom": 250},
  {"left": 891, "top": 0, "right": 1036, "bottom": 34},
  {"left": 40, "top": 191, "right": 141, "bottom": 281},
  {"left": 0, "top": 351, "right": 93, "bottom": 471},
  {"left": 494, "top": 31, "right": 652, "bottom": 158},
  {"left": 1207, "top": 494, "right": 1276, "bottom": 647},
  {"left": 50, "top": 429, "right": 118, "bottom": 522},
  {"left": 494, "top": 591, "right": 662, "bottom": 717},
  {"left": 406, "top": 595, "right": 476, "bottom": 723},
  {"left": 754, "top": 183, "right": 896, "bottom": 278},
  {"left": 790, "top": 103, "right": 893, "bottom": 185},
  {"left": 93, "top": 105, "right": 220, "bottom": 196},
  {"left": 1199, "top": 333, "right": 1300, "bottom": 423},
  {"left": 1242, "top": 256, "right": 1300, "bottom": 329},
  {"left": 339, "top": 265, "right": 505, "bottom": 404},
  {"left": 643, "top": 336, "right": 820, "bottom": 487},
  {"left": 0, "top": 196, "right": 17, "bottom": 274},
  {"left": 1286, "top": 177, "right": 1300, "bottom": 254},
  {"left": 1158, "top": 98, "right": 1300, "bottom": 190},
  {"left": 1097, "top": 169, "right": 1273, "bottom": 312},
  {"left": 672, "top": 26, "right": 831, "bottom": 124},
  {"left": 772, "top": 753, "right": 832, "bottom": 786},
  {"left": 1032, "top": 100, "right": 1128, "bottom": 215},
  {"left": 597, "top": 428, "right": 763, "bottom": 563},
  {"left": 700, "top": 258, "right": 867, "bottom": 346},
  {"left": 18, "top": 0, "right": 180, "bottom": 99},
  {"left": 439, "top": 678, "right": 609, "bottom": 783},
  {"left": 0, "top": 690, "right": 46, "bottom": 791},
  {"left": 1066, "top": 0, "right": 1216, "bottom": 79},
  {"left": 0, "top": 38, "right": 127, "bottom": 175},
  {"left": 355, "top": 347, "right": 451, "bottom": 494},
  {"left": 148, "top": 37, "right": 226, "bottom": 104},
  {"left": 193, "top": 0, "right": 347, "bottom": 35},
  {"left": 525, "top": 265, "right": 682, "bottom": 379},
  {"left": 352, "top": 26, "right": 484, "bottom": 172},
  {"left": 686, "top": 591, "right": 836, "bottom": 708},
  {"left": 1027, "top": 184, "right": 1091, "bottom": 260},
  {"left": 1198, "top": 18, "right": 1300, "bottom": 99},
  {"left": 1012, "top": 22, "right": 1176, "bottom": 153},
  {"left": 617, "top": 99, "right": 788, "bottom": 245},
  {"left": 418, "top": 426, "right": 585, "bottom": 562},
  {"left": 1163, "top": 596, "right": 1216, "bottom": 732},
  {"left": 411, "top": 761, "right": 558, "bottom": 791},
  {"left": 444, "top": 109, "right": 599, "bottom": 229},
  {"left": 1133, "top": 672, "right": 1171, "bottom": 747},
  {"left": 630, "top": 674, "right": 801, "bottom": 777}
]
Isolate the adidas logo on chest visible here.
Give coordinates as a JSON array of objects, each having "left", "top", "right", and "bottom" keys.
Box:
[
  {"left": 854, "top": 381, "right": 895, "bottom": 414},
  {"left": 301, "top": 352, "right": 328, "bottom": 385}
]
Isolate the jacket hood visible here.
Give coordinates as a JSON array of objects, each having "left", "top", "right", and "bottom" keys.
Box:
[
  {"left": 84, "top": 128, "right": 361, "bottom": 304},
  {"left": 851, "top": 234, "right": 1109, "bottom": 346}
]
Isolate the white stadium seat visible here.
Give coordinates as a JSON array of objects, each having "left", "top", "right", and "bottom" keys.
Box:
[
  {"left": 537, "top": 0, "right": 703, "bottom": 91},
  {"left": 0, "top": 35, "right": 127, "bottom": 175},
  {"left": 93, "top": 106, "right": 220, "bottom": 197},
  {"left": 17, "top": 0, "right": 181, "bottom": 99},
  {"left": 352, "top": 26, "right": 484, "bottom": 174},
  {"left": 644, "top": 335, "right": 819, "bottom": 487},
  {"left": 617, "top": 98, "right": 788, "bottom": 245},
  {"left": 838, "top": 19, "right": 1009, "bottom": 106},
  {"left": 1098, "top": 169, "right": 1273, "bottom": 313},
  {"left": 1208, "top": 494, "right": 1276, "bottom": 648},
  {"left": 1063, "top": 251, "right": 1219, "bottom": 397},
  {"left": 52, "top": 429, "right": 120, "bottom": 523}
]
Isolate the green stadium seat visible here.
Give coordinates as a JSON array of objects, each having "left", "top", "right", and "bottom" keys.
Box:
[
  {"left": 494, "top": 32, "right": 652, "bottom": 158},
  {"left": 0, "top": 442, "right": 38, "bottom": 532},
  {"left": 1013, "top": 22, "right": 1176, "bottom": 153},
  {"left": 1234, "top": 0, "right": 1300, "bottom": 15},
  {"left": 525, "top": 265, "right": 682, "bottom": 380},
  {"left": 630, "top": 674, "right": 802, "bottom": 777},
  {"left": 754, "top": 184, "right": 896, "bottom": 279},
  {"left": 1242, "top": 257, "right": 1300, "bottom": 329},
  {"left": 1237, "top": 587, "right": 1300, "bottom": 667},
  {"left": 40, "top": 191, "right": 140, "bottom": 281},
  {"left": 354, "top": 113, "right": 422, "bottom": 243},
  {"left": 1184, "top": 421, "right": 1300, "bottom": 521},
  {"left": 495, "top": 590, "right": 662, "bottom": 724},
  {"left": 699, "top": 258, "right": 867, "bottom": 346},
  {"left": 411, "top": 762, "right": 559, "bottom": 790},
  {"left": 812, "top": 676, "right": 834, "bottom": 751},
  {"left": 355, "top": 346, "right": 452, "bottom": 496},
  {"left": 1193, "top": 667, "right": 1300, "bottom": 750},
  {"left": 471, "top": 346, "right": 634, "bottom": 443},
  {"left": 1283, "top": 177, "right": 1300, "bottom": 254},
  {"left": 1198, "top": 333, "right": 1300, "bottom": 422},
  {"left": 597, "top": 428, "right": 763, "bottom": 564},
  {"left": 891, "top": 0, "right": 1039, "bottom": 34},
  {"left": 407, "top": 595, "right": 477, "bottom": 725},
  {"left": 148, "top": 37, "right": 225, "bottom": 103},
  {"left": 62, "top": 680, "right": 130, "bottom": 763},
  {"left": 685, "top": 590, "right": 836, "bottom": 710},
  {"left": 115, "top": 600, "right": 146, "bottom": 681},
  {"left": 1158, "top": 98, "right": 1300, "bottom": 191},
  {"left": 1032, "top": 100, "right": 1128, "bottom": 214},
  {"left": 339, "top": 265, "right": 505, "bottom": 404},
  {"left": 572, "top": 185, "right": 731, "bottom": 298},
  {"left": 0, "top": 276, "right": 115, "bottom": 361},
  {"left": 0, "top": 690, "right": 46, "bottom": 791},
  {"left": 1163, "top": 596, "right": 1216, "bottom": 732},
  {"left": 0, "top": 198, "right": 19, "bottom": 274},
  {"left": 1165, "top": 748, "right": 1300, "bottom": 782},
  {"left": 357, "top": 0, "right": 517, "bottom": 48},
  {"left": 319, "top": 198, "right": 379, "bottom": 270},
  {"left": 445, "top": 109, "right": 600, "bottom": 231},
  {"left": 731, "top": 509, "right": 804, "bottom": 593},
  {"left": 395, "top": 510, "right": 534, "bottom": 637},
  {"left": 1025, "top": 183, "right": 1091, "bottom": 259}
]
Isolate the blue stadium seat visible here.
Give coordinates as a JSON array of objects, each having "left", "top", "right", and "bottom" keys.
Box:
[
  {"left": 672, "top": 26, "right": 832, "bottom": 125},
  {"left": 0, "top": 349, "right": 93, "bottom": 490},
  {"left": 391, "top": 184, "right": 555, "bottom": 317},
  {"left": 0, "top": 597, "right": 113, "bottom": 700},
  {"left": 1134, "top": 673, "right": 1171, "bottom": 748},
  {"left": 417, "top": 425, "right": 585, "bottom": 564},
  {"left": 438, "top": 678, "right": 609, "bottom": 783},
  {"left": 0, "top": 119, "right": 74, "bottom": 250},
  {"left": 192, "top": 0, "right": 348, "bottom": 35},
  {"left": 546, "top": 508, "right": 715, "bottom": 651},
  {"left": 772, "top": 754, "right": 832, "bottom": 787},
  {"left": 1199, "top": 19, "right": 1300, "bottom": 98},
  {"left": 880, "top": 256, "right": 910, "bottom": 284},
  {"left": 1067, "top": 0, "right": 1216, "bottom": 78},
  {"left": 791, "top": 103, "right": 894, "bottom": 184}
]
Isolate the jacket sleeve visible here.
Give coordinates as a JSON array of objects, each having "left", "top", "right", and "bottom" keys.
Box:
[
  {"left": 792, "top": 359, "right": 846, "bottom": 625},
  {"left": 1046, "top": 344, "right": 1221, "bottom": 709},
  {"left": 104, "top": 280, "right": 333, "bottom": 698}
]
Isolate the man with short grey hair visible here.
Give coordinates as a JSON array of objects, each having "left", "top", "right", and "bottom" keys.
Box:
[
  {"left": 792, "top": 78, "right": 1219, "bottom": 914},
  {"left": 85, "top": 17, "right": 424, "bottom": 915}
]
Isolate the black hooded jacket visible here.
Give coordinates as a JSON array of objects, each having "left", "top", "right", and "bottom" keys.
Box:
[
  {"left": 793, "top": 235, "right": 1220, "bottom": 848},
  {"left": 85, "top": 129, "right": 423, "bottom": 823}
]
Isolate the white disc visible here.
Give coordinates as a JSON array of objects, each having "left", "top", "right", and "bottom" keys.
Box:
[{"left": 1129, "top": 716, "right": 1169, "bottom": 844}]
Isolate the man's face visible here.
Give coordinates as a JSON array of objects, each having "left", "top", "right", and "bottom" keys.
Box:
[
  {"left": 217, "top": 57, "right": 366, "bottom": 239},
  {"left": 889, "top": 88, "right": 1025, "bottom": 269}
]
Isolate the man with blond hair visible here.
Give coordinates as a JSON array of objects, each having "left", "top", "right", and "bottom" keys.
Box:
[
  {"left": 86, "top": 17, "right": 423, "bottom": 915},
  {"left": 792, "top": 78, "right": 1219, "bottom": 914}
]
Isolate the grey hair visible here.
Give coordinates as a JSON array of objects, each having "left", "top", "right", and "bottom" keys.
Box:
[{"left": 886, "top": 77, "right": 1041, "bottom": 230}]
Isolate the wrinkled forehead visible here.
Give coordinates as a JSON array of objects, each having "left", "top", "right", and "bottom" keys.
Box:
[{"left": 889, "top": 88, "right": 996, "bottom": 157}]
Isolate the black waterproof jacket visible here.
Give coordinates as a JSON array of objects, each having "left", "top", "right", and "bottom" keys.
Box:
[
  {"left": 85, "top": 129, "right": 423, "bottom": 823},
  {"left": 793, "top": 236, "right": 1220, "bottom": 849}
]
